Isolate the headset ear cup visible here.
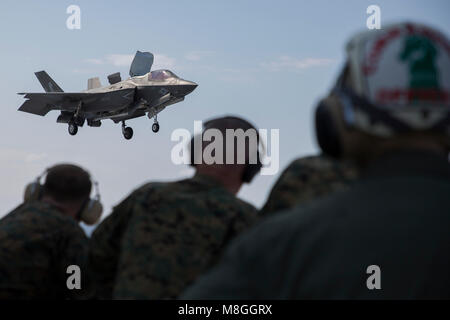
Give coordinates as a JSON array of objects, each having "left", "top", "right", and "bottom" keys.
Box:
[
  {"left": 242, "top": 164, "right": 261, "bottom": 183},
  {"left": 24, "top": 182, "right": 42, "bottom": 202},
  {"left": 242, "top": 151, "right": 262, "bottom": 183},
  {"left": 80, "top": 200, "right": 103, "bottom": 225},
  {"left": 315, "top": 101, "right": 342, "bottom": 158}
]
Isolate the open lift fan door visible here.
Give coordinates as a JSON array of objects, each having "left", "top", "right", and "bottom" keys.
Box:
[{"left": 129, "top": 51, "right": 154, "bottom": 77}]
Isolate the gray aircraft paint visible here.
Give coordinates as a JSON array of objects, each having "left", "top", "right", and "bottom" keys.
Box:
[{"left": 18, "top": 51, "right": 197, "bottom": 138}]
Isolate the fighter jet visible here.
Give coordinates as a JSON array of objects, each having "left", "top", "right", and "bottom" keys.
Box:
[{"left": 18, "top": 51, "right": 197, "bottom": 140}]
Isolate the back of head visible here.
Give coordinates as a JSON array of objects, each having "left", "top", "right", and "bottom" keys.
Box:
[
  {"left": 190, "top": 115, "right": 263, "bottom": 183},
  {"left": 43, "top": 164, "right": 92, "bottom": 203},
  {"left": 315, "top": 22, "right": 450, "bottom": 164}
]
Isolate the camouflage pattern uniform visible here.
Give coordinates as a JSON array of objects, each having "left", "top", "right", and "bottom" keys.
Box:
[
  {"left": 89, "top": 173, "right": 257, "bottom": 299},
  {"left": 261, "top": 154, "right": 358, "bottom": 216},
  {"left": 0, "top": 201, "right": 90, "bottom": 299}
]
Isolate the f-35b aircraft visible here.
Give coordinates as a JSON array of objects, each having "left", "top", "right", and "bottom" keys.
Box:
[{"left": 18, "top": 51, "right": 197, "bottom": 139}]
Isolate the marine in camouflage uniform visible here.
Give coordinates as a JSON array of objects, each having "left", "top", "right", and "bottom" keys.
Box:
[
  {"left": 89, "top": 173, "right": 257, "bottom": 299},
  {"left": 0, "top": 201, "right": 90, "bottom": 299},
  {"left": 261, "top": 154, "right": 358, "bottom": 216}
]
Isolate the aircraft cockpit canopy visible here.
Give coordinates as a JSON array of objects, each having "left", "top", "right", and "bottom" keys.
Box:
[{"left": 148, "top": 70, "right": 178, "bottom": 81}]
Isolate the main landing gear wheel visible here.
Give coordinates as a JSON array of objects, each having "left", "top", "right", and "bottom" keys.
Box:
[
  {"left": 123, "top": 127, "right": 133, "bottom": 140},
  {"left": 122, "top": 121, "right": 133, "bottom": 140},
  {"left": 68, "top": 122, "right": 78, "bottom": 136}
]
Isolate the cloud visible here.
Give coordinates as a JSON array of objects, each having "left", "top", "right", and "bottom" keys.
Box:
[
  {"left": 84, "top": 58, "right": 104, "bottom": 65},
  {"left": 84, "top": 53, "right": 176, "bottom": 70},
  {"left": 0, "top": 148, "right": 51, "bottom": 217},
  {"left": 153, "top": 54, "right": 176, "bottom": 70},
  {"left": 72, "top": 68, "right": 95, "bottom": 74},
  {"left": 25, "top": 153, "right": 48, "bottom": 163},
  {"left": 0, "top": 149, "right": 48, "bottom": 165},
  {"left": 261, "top": 56, "right": 334, "bottom": 71},
  {"left": 185, "top": 51, "right": 214, "bottom": 61},
  {"left": 105, "top": 54, "right": 134, "bottom": 67}
]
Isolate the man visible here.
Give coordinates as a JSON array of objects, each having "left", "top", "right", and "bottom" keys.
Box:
[
  {"left": 182, "top": 22, "right": 450, "bottom": 299},
  {"left": 260, "top": 154, "right": 357, "bottom": 216},
  {"left": 89, "top": 116, "right": 262, "bottom": 299},
  {"left": 0, "top": 164, "right": 101, "bottom": 299}
]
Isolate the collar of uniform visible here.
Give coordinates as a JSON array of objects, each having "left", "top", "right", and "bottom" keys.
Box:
[
  {"left": 190, "top": 172, "right": 231, "bottom": 193},
  {"left": 361, "top": 150, "right": 450, "bottom": 181},
  {"left": 26, "top": 200, "right": 65, "bottom": 216}
]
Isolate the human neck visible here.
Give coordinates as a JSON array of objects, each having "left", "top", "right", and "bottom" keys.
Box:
[
  {"left": 41, "top": 196, "right": 77, "bottom": 220},
  {"left": 195, "top": 166, "right": 243, "bottom": 195}
]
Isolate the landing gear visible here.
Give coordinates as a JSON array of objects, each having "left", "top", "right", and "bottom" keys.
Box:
[
  {"left": 68, "top": 122, "right": 78, "bottom": 135},
  {"left": 122, "top": 121, "right": 133, "bottom": 140},
  {"left": 152, "top": 115, "right": 160, "bottom": 133},
  {"left": 68, "top": 101, "right": 84, "bottom": 136},
  {"left": 123, "top": 127, "right": 133, "bottom": 140}
]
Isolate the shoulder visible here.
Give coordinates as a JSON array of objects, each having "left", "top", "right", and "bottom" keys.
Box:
[
  {"left": 2, "top": 202, "right": 77, "bottom": 227},
  {"left": 261, "top": 154, "right": 357, "bottom": 214},
  {"left": 234, "top": 191, "right": 351, "bottom": 265},
  {"left": 279, "top": 154, "right": 357, "bottom": 189},
  {"left": 92, "top": 181, "right": 172, "bottom": 237},
  {"left": 1, "top": 202, "right": 85, "bottom": 244},
  {"left": 282, "top": 154, "right": 350, "bottom": 177},
  {"left": 230, "top": 197, "right": 257, "bottom": 216}
]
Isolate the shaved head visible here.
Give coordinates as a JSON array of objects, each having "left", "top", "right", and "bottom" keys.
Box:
[{"left": 43, "top": 164, "right": 91, "bottom": 202}]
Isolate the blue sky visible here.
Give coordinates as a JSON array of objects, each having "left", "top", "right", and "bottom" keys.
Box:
[{"left": 0, "top": 0, "right": 449, "bottom": 231}]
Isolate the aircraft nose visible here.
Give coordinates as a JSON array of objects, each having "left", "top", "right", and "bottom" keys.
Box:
[{"left": 179, "top": 79, "right": 198, "bottom": 95}]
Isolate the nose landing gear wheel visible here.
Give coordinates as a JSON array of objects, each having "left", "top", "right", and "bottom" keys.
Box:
[
  {"left": 123, "top": 127, "right": 133, "bottom": 140},
  {"left": 152, "top": 123, "right": 160, "bottom": 133},
  {"left": 68, "top": 122, "right": 78, "bottom": 136}
]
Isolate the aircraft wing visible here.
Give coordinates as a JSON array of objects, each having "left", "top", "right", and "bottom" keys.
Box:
[
  {"left": 18, "top": 89, "right": 135, "bottom": 116},
  {"left": 18, "top": 98, "right": 54, "bottom": 116}
]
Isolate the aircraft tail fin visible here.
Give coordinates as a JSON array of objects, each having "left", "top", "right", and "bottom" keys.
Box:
[{"left": 35, "top": 71, "right": 64, "bottom": 92}]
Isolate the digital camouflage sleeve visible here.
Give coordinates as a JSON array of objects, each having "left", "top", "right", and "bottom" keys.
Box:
[
  {"left": 0, "top": 201, "right": 90, "bottom": 299},
  {"left": 89, "top": 173, "right": 258, "bottom": 299},
  {"left": 260, "top": 154, "right": 358, "bottom": 216}
]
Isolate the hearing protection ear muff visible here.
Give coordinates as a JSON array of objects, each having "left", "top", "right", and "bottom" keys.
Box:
[
  {"left": 314, "top": 62, "right": 351, "bottom": 158},
  {"left": 23, "top": 169, "right": 103, "bottom": 225},
  {"left": 24, "top": 174, "right": 45, "bottom": 203},
  {"left": 77, "top": 181, "right": 103, "bottom": 225},
  {"left": 241, "top": 144, "right": 263, "bottom": 183},
  {"left": 188, "top": 118, "right": 264, "bottom": 183},
  {"left": 315, "top": 99, "right": 342, "bottom": 158}
]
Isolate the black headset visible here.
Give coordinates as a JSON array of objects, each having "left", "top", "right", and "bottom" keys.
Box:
[
  {"left": 314, "top": 64, "right": 351, "bottom": 158},
  {"left": 189, "top": 117, "right": 263, "bottom": 183},
  {"left": 23, "top": 169, "right": 103, "bottom": 225}
]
